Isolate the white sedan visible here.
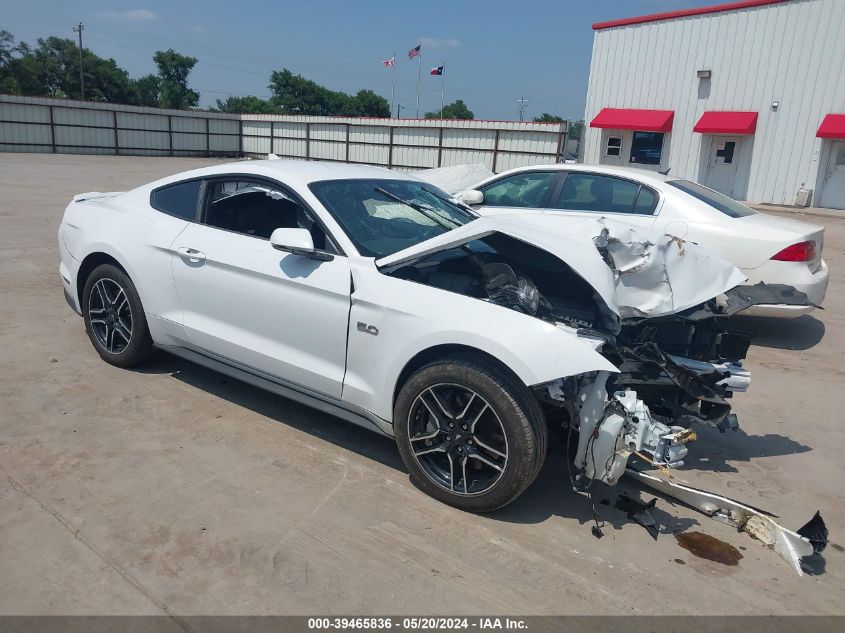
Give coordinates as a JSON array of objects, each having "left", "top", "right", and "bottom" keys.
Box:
[
  {"left": 58, "top": 160, "right": 786, "bottom": 511},
  {"left": 447, "top": 164, "right": 829, "bottom": 317}
]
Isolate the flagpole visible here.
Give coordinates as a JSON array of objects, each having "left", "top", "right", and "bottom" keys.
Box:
[
  {"left": 415, "top": 46, "right": 421, "bottom": 118},
  {"left": 390, "top": 51, "right": 396, "bottom": 118},
  {"left": 440, "top": 60, "right": 446, "bottom": 119}
]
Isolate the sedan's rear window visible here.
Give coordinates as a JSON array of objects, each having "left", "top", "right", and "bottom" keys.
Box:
[{"left": 667, "top": 179, "right": 756, "bottom": 218}]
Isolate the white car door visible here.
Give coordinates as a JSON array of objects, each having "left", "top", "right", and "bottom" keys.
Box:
[
  {"left": 171, "top": 177, "right": 351, "bottom": 399},
  {"left": 543, "top": 171, "right": 660, "bottom": 230}
]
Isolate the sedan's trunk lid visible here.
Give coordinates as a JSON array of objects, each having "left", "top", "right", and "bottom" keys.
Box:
[{"left": 736, "top": 213, "right": 824, "bottom": 270}]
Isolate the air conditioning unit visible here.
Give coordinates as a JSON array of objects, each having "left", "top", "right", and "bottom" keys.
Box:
[{"left": 794, "top": 188, "right": 813, "bottom": 207}]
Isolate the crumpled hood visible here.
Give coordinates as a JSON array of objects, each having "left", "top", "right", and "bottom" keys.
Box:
[{"left": 376, "top": 214, "right": 747, "bottom": 319}]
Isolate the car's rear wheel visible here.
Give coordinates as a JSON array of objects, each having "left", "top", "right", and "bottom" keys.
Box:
[
  {"left": 82, "top": 263, "right": 153, "bottom": 367},
  {"left": 394, "top": 357, "right": 547, "bottom": 512}
]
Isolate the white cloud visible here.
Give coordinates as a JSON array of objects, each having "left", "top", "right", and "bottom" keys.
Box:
[
  {"left": 419, "top": 37, "right": 461, "bottom": 49},
  {"left": 101, "top": 9, "right": 158, "bottom": 21}
]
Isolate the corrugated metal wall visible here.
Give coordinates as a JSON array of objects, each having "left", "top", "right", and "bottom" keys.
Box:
[
  {"left": 0, "top": 95, "right": 566, "bottom": 173},
  {"left": 0, "top": 95, "right": 241, "bottom": 157},
  {"left": 240, "top": 114, "right": 566, "bottom": 172},
  {"left": 583, "top": 0, "right": 845, "bottom": 205}
]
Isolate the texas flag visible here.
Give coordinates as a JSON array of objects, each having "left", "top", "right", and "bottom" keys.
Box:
[{"left": 430, "top": 65, "right": 444, "bottom": 76}]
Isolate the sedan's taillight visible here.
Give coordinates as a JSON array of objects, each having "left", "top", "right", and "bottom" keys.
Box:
[{"left": 771, "top": 241, "right": 816, "bottom": 262}]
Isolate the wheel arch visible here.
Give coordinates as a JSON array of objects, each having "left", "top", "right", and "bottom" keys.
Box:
[
  {"left": 76, "top": 252, "right": 128, "bottom": 307},
  {"left": 392, "top": 344, "right": 526, "bottom": 410}
]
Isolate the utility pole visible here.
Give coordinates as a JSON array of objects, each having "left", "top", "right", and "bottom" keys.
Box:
[
  {"left": 517, "top": 96, "right": 528, "bottom": 122},
  {"left": 73, "top": 22, "right": 85, "bottom": 101},
  {"left": 397, "top": 104, "right": 404, "bottom": 119}
]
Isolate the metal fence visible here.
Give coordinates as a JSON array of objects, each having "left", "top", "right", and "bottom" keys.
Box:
[{"left": 0, "top": 94, "right": 568, "bottom": 172}]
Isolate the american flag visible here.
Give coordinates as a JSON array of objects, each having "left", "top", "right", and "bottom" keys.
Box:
[
  {"left": 408, "top": 44, "right": 421, "bottom": 59},
  {"left": 382, "top": 56, "right": 395, "bottom": 67}
]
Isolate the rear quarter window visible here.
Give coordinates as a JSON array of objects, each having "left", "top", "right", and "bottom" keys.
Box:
[{"left": 151, "top": 180, "right": 202, "bottom": 220}]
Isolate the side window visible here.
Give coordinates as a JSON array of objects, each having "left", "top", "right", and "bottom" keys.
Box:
[
  {"left": 151, "top": 180, "right": 201, "bottom": 220},
  {"left": 629, "top": 131, "right": 664, "bottom": 165},
  {"left": 632, "top": 186, "right": 659, "bottom": 214},
  {"left": 479, "top": 171, "right": 557, "bottom": 208},
  {"left": 605, "top": 136, "right": 622, "bottom": 157},
  {"left": 202, "top": 179, "right": 332, "bottom": 251},
  {"left": 551, "top": 173, "right": 658, "bottom": 215}
]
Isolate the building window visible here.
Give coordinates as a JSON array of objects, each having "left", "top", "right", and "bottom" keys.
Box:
[
  {"left": 715, "top": 140, "right": 736, "bottom": 164},
  {"left": 630, "top": 131, "right": 664, "bottom": 165},
  {"left": 605, "top": 136, "right": 622, "bottom": 157}
]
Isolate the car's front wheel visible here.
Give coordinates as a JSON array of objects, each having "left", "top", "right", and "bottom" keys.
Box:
[
  {"left": 82, "top": 263, "right": 153, "bottom": 367},
  {"left": 394, "top": 357, "right": 547, "bottom": 512}
]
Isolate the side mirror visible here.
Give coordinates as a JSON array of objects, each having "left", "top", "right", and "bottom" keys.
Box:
[
  {"left": 459, "top": 189, "right": 484, "bottom": 205},
  {"left": 270, "top": 227, "right": 332, "bottom": 261}
]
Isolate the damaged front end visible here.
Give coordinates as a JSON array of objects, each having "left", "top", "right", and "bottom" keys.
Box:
[
  {"left": 378, "top": 214, "right": 824, "bottom": 572},
  {"left": 378, "top": 216, "right": 802, "bottom": 440}
]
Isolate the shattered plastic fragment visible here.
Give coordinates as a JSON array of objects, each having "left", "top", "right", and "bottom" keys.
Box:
[{"left": 615, "top": 494, "right": 660, "bottom": 540}]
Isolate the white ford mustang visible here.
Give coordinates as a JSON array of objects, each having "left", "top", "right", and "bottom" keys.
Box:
[
  {"left": 58, "top": 160, "right": 801, "bottom": 511},
  {"left": 427, "top": 163, "right": 829, "bottom": 318}
]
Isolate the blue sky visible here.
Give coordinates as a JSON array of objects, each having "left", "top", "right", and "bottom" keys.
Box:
[{"left": 3, "top": 0, "right": 719, "bottom": 120}]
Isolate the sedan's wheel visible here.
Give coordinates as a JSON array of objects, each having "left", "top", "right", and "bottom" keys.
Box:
[
  {"left": 394, "top": 357, "right": 547, "bottom": 512},
  {"left": 82, "top": 264, "right": 153, "bottom": 367}
]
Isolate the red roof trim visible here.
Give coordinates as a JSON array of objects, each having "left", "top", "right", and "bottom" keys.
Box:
[
  {"left": 590, "top": 108, "right": 675, "bottom": 133},
  {"left": 817, "top": 114, "right": 845, "bottom": 139},
  {"left": 593, "top": 0, "right": 787, "bottom": 30},
  {"left": 694, "top": 111, "right": 758, "bottom": 134}
]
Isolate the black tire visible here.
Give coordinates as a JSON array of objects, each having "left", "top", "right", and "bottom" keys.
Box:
[
  {"left": 82, "top": 263, "right": 153, "bottom": 367},
  {"left": 394, "top": 356, "right": 547, "bottom": 512}
]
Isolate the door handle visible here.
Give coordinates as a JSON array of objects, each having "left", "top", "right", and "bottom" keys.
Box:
[{"left": 177, "top": 247, "right": 206, "bottom": 262}]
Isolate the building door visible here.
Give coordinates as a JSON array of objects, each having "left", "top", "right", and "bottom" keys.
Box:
[
  {"left": 819, "top": 141, "right": 845, "bottom": 209},
  {"left": 704, "top": 136, "right": 741, "bottom": 197}
]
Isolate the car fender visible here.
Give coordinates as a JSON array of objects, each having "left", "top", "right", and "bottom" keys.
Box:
[
  {"left": 341, "top": 262, "right": 618, "bottom": 422},
  {"left": 60, "top": 197, "right": 188, "bottom": 321}
]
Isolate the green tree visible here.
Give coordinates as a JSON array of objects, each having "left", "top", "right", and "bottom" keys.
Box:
[
  {"left": 153, "top": 49, "right": 199, "bottom": 109},
  {"left": 130, "top": 74, "right": 161, "bottom": 107},
  {"left": 425, "top": 99, "right": 473, "bottom": 120},
  {"left": 0, "top": 30, "right": 29, "bottom": 68},
  {"left": 213, "top": 95, "right": 279, "bottom": 114},
  {"left": 3, "top": 36, "right": 138, "bottom": 102},
  {"left": 0, "top": 30, "right": 30, "bottom": 94},
  {"left": 353, "top": 89, "right": 390, "bottom": 117},
  {"left": 533, "top": 113, "right": 565, "bottom": 123},
  {"left": 268, "top": 69, "right": 389, "bottom": 117}
]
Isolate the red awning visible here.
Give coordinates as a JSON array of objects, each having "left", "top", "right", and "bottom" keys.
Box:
[
  {"left": 694, "top": 111, "right": 758, "bottom": 135},
  {"left": 817, "top": 114, "right": 845, "bottom": 139},
  {"left": 589, "top": 108, "right": 674, "bottom": 133}
]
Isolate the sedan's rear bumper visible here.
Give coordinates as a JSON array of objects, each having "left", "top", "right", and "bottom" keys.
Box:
[{"left": 740, "top": 259, "right": 828, "bottom": 318}]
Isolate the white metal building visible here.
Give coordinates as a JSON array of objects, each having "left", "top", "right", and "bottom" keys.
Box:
[{"left": 582, "top": 0, "right": 845, "bottom": 208}]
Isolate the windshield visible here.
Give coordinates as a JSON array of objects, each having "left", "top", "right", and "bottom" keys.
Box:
[
  {"left": 309, "top": 178, "right": 477, "bottom": 257},
  {"left": 667, "top": 179, "right": 757, "bottom": 218}
]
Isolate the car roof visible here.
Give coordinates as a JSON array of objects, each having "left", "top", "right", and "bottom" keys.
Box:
[
  {"left": 494, "top": 163, "right": 677, "bottom": 188},
  {"left": 145, "top": 158, "right": 417, "bottom": 190}
]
